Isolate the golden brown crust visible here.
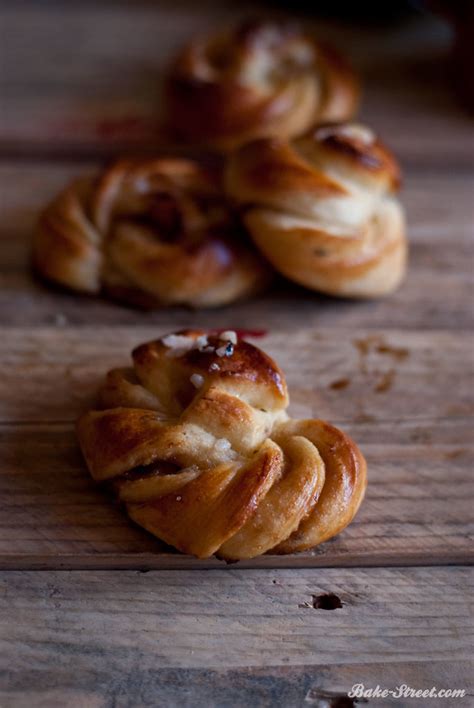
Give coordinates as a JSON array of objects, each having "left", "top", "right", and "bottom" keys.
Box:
[
  {"left": 33, "top": 159, "right": 270, "bottom": 308},
  {"left": 165, "top": 18, "right": 359, "bottom": 151},
  {"left": 273, "top": 419, "right": 367, "bottom": 553},
  {"left": 226, "top": 122, "right": 407, "bottom": 298},
  {"left": 34, "top": 177, "right": 103, "bottom": 293},
  {"left": 76, "top": 330, "right": 367, "bottom": 560}
]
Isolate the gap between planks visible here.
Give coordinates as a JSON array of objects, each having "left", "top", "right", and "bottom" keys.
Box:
[{"left": 1, "top": 555, "right": 473, "bottom": 572}]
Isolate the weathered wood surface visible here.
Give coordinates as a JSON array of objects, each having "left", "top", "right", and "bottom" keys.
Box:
[
  {"left": 1, "top": 327, "right": 472, "bottom": 569},
  {"left": 3, "top": 327, "right": 473, "bottom": 423},
  {"left": 1, "top": 568, "right": 472, "bottom": 706},
  {"left": 0, "top": 2, "right": 472, "bottom": 572},
  {"left": 0, "top": 0, "right": 473, "bottom": 703},
  {"left": 1, "top": 3, "right": 472, "bottom": 167}
]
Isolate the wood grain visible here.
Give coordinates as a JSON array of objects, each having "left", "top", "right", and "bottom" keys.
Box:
[
  {"left": 2, "top": 327, "right": 473, "bottom": 424},
  {"left": 1, "top": 327, "right": 472, "bottom": 568},
  {"left": 0, "top": 1, "right": 473, "bottom": 703},
  {"left": 0, "top": 567, "right": 472, "bottom": 706},
  {"left": 2, "top": 417, "right": 471, "bottom": 568},
  {"left": 0, "top": 3, "right": 472, "bottom": 572}
]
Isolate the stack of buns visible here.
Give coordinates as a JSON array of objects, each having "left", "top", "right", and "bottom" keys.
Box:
[{"left": 34, "top": 18, "right": 407, "bottom": 307}]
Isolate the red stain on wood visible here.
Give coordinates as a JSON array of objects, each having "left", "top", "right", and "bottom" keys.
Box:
[
  {"left": 329, "top": 377, "right": 351, "bottom": 391},
  {"left": 376, "top": 343, "right": 409, "bottom": 361}
]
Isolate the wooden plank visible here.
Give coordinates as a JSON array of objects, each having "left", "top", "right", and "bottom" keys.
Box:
[
  {"left": 1, "top": 327, "right": 473, "bottom": 423},
  {"left": 0, "top": 2, "right": 471, "bottom": 700},
  {"left": 0, "top": 568, "right": 472, "bottom": 707},
  {"left": 1, "top": 164, "right": 473, "bottom": 329},
  {"left": 1, "top": 417, "right": 472, "bottom": 568},
  {"left": 0, "top": 325, "right": 472, "bottom": 568},
  {"left": 0, "top": 5, "right": 472, "bottom": 166},
  {"left": 3, "top": 665, "right": 472, "bottom": 708}
]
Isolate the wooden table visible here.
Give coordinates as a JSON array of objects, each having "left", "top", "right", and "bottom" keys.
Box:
[{"left": 1, "top": 2, "right": 473, "bottom": 706}]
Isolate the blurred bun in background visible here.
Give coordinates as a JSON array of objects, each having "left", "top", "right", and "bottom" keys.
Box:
[{"left": 165, "top": 18, "right": 359, "bottom": 151}]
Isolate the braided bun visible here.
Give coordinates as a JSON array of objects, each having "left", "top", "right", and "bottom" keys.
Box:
[
  {"left": 166, "top": 18, "right": 359, "bottom": 151},
  {"left": 77, "top": 330, "right": 367, "bottom": 560},
  {"left": 34, "top": 159, "right": 268, "bottom": 308},
  {"left": 226, "top": 123, "right": 407, "bottom": 298}
]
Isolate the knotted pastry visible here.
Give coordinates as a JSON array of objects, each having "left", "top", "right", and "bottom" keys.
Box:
[
  {"left": 77, "top": 330, "right": 367, "bottom": 560},
  {"left": 166, "top": 18, "right": 359, "bottom": 151},
  {"left": 33, "top": 158, "right": 268, "bottom": 308},
  {"left": 226, "top": 122, "right": 407, "bottom": 298}
]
